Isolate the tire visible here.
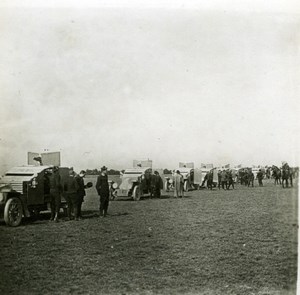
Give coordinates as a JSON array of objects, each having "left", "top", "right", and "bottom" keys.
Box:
[
  {"left": 132, "top": 186, "right": 141, "bottom": 201},
  {"left": 4, "top": 197, "right": 23, "bottom": 227}
]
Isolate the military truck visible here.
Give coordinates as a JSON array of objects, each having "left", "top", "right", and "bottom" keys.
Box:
[
  {"left": 0, "top": 165, "right": 69, "bottom": 226},
  {"left": 117, "top": 167, "right": 153, "bottom": 201}
]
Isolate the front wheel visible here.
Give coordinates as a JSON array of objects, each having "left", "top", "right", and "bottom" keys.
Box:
[
  {"left": 132, "top": 186, "right": 141, "bottom": 201},
  {"left": 4, "top": 197, "right": 23, "bottom": 227}
]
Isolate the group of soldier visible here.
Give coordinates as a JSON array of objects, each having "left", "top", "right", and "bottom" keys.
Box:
[
  {"left": 47, "top": 166, "right": 105, "bottom": 222},
  {"left": 237, "top": 168, "right": 264, "bottom": 187},
  {"left": 201, "top": 168, "right": 265, "bottom": 190},
  {"left": 47, "top": 166, "right": 89, "bottom": 222}
]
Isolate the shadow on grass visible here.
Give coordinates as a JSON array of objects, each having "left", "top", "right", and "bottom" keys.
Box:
[{"left": 82, "top": 210, "right": 131, "bottom": 219}]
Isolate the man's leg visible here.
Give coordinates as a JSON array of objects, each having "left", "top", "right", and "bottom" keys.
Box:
[
  {"left": 103, "top": 197, "right": 109, "bottom": 217},
  {"left": 99, "top": 197, "right": 104, "bottom": 216},
  {"left": 50, "top": 194, "right": 55, "bottom": 220},
  {"left": 54, "top": 192, "right": 61, "bottom": 222}
]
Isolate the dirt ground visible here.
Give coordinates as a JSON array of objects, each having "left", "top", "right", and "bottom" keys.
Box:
[{"left": 0, "top": 179, "right": 298, "bottom": 295}]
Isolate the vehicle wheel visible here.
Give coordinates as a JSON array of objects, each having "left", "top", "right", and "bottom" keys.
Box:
[
  {"left": 4, "top": 197, "right": 23, "bottom": 227},
  {"left": 184, "top": 181, "right": 188, "bottom": 192},
  {"left": 132, "top": 186, "right": 141, "bottom": 201}
]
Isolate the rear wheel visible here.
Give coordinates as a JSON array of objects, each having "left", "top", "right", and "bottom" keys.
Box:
[
  {"left": 132, "top": 186, "right": 141, "bottom": 201},
  {"left": 4, "top": 197, "right": 23, "bottom": 227}
]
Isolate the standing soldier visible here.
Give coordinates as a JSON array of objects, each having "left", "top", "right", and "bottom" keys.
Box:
[
  {"left": 248, "top": 170, "right": 254, "bottom": 187},
  {"left": 96, "top": 166, "right": 110, "bottom": 217},
  {"left": 221, "top": 170, "right": 227, "bottom": 190},
  {"left": 64, "top": 168, "right": 80, "bottom": 221},
  {"left": 173, "top": 170, "right": 184, "bottom": 198},
  {"left": 76, "top": 170, "right": 87, "bottom": 219},
  {"left": 227, "top": 170, "right": 235, "bottom": 190},
  {"left": 207, "top": 171, "right": 214, "bottom": 190},
  {"left": 150, "top": 172, "right": 157, "bottom": 198},
  {"left": 49, "top": 166, "right": 62, "bottom": 222},
  {"left": 153, "top": 171, "right": 163, "bottom": 198},
  {"left": 257, "top": 169, "right": 264, "bottom": 187}
]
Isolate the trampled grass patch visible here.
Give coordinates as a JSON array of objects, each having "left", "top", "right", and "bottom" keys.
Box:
[{"left": 0, "top": 179, "right": 297, "bottom": 294}]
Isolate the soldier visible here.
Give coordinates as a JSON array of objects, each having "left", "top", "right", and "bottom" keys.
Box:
[
  {"left": 248, "top": 170, "right": 254, "bottom": 187},
  {"left": 227, "top": 170, "right": 235, "bottom": 190},
  {"left": 150, "top": 173, "right": 157, "bottom": 198},
  {"left": 49, "top": 166, "right": 62, "bottom": 222},
  {"left": 243, "top": 169, "right": 249, "bottom": 186},
  {"left": 257, "top": 169, "right": 264, "bottom": 186},
  {"left": 76, "top": 170, "right": 87, "bottom": 219},
  {"left": 221, "top": 170, "right": 227, "bottom": 190},
  {"left": 64, "top": 168, "right": 80, "bottom": 221},
  {"left": 152, "top": 171, "right": 163, "bottom": 198},
  {"left": 207, "top": 171, "right": 214, "bottom": 190},
  {"left": 173, "top": 170, "right": 184, "bottom": 198},
  {"left": 96, "top": 166, "right": 110, "bottom": 217}
]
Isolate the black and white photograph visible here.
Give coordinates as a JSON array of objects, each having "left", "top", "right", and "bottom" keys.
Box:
[{"left": 0, "top": 0, "right": 299, "bottom": 294}]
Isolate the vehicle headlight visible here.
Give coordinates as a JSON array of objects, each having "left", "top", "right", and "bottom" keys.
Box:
[{"left": 169, "top": 179, "right": 173, "bottom": 184}]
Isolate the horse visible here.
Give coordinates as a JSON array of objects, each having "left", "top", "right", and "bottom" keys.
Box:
[{"left": 272, "top": 166, "right": 281, "bottom": 185}]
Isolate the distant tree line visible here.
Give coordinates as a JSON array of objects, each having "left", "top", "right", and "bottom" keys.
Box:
[
  {"left": 85, "top": 169, "right": 121, "bottom": 175},
  {"left": 86, "top": 168, "right": 172, "bottom": 175}
]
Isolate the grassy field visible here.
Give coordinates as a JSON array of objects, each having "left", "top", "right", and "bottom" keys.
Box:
[{"left": 0, "top": 178, "right": 298, "bottom": 295}]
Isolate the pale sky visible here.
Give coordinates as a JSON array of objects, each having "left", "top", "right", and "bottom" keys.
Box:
[{"left": 0, "top": 0, "right": 299, "bottom": 173}]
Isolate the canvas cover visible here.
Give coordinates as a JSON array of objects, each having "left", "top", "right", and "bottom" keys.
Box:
[
  {"left": 133, "top": 160, "right": 153, "bottom": 168},
  {"left": 201, "top": 163, "right": 214, "bottom": 169},
  {"left": 179, "top": 162, "right": 194, "bottom": 168},
  {"left": 28, "top": 151, "right": 61, "bottom": 166}
]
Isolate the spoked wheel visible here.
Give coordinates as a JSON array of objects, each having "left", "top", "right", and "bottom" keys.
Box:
[
  {"left": 4, "top": 197, "right": 23, "bottom": 227},
  {"left": 132, "top": 186, "right": 141, "bottom": 201}
]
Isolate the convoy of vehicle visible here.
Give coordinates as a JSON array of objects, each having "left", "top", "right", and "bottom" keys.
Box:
[{"left": 0, "top": 155, "right": 269, "bottom": 227}]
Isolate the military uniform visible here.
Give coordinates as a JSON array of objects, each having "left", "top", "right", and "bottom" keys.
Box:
[
  {"left": 96, "top": 172, "right": 110, "bottom": 217},
  {"left": 49, "top": 168, "right": 62, "bottom": 222},
  {"left": 64, "top": 172, "right": 79, "bottom": 220},
  {"left": 257, "top": 170, "right": 264, "bottom": 186},
  {"left": 76, "top": 174, "right": 86, "bottom": 218},
  {"left": 153, "top": 172, "right": 163, "bottom": 198}
]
